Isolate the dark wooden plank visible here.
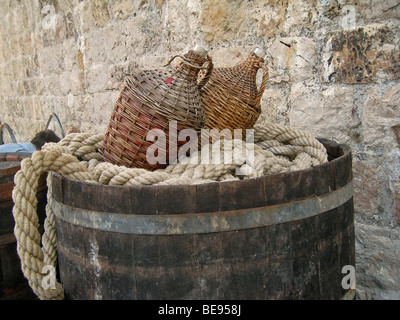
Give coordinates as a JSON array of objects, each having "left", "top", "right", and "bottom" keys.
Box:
[
  {"left": 217, "top": 177, "right": 266, "bottom": 212},
  {"left": 51, "top": 174, "right": 63, "bottom": 203},
  {"left": 83, "top": 228, "right": 109, "bottom": 300},
  {"left": 224, "top": 260, "right": 267, "bottom": 299},
  {"left": 0, "top": 201, "right": 14, "bottom": 235},
  {"left": 102, "top": 232, "right": 135, "bottom": 299},
  {"left": 219, "top": 227, "right": 267, "bottom": 262},
  {"left": 265, "top": 222, "right": 291, "bottom": 255},
  {"left": 313, "top": 161, "right": 335, "bottom": 196},
  {"left": 233, "top": 177, "right": 265, "bottom": 209},
  {"left": 55, "top": 218, "right": 85, "bottom": 256},
  {"left": 83, "top": 183, "right": 130, "bottom": 213},
  {"left": 61, "top": 177, "right": 83, "bottom": 208},
  {"left": 0, "top": 241, "right": 36, "bottom": 299},
  {"left": 132, "top": 235, "right": 160, "bottom": 268},
  {"left": 218, "top": 180, "right": 238, "bottom": 211},
  {"left": 141, "top": 264, "right": 197, "bottom": 299},
  {"left": 333, "top": 150, "right": 353, "bottom": 189},
  {"left": 155, "top": 184, "right": 197, "bottom": 215},
  {"left": 263, "top": 172, "right": 287, "bottom": 206},
  {"left": 317, "top": 240, "right": 340, "bottom": 299},
  {"left": 57, "top": 248, "right": 88, "bottom": 300},
  {"left": 291, "top": 248, "right": 320, "bottom": 299},
  {"left": 195, "top": 182, "right": 219, "bottom": 213},
  {"left": 0, "top": 182, "right": 14, "bottom": 201},
  {"left": 290, "top": 216, "right": 318, "bottom": 253},
  {"left": 193, "top": 232, "right": 223, "bottom": 266},
  {"left": 103, "top": 269, "right": 137, "bottom": 299},
  {"left": 315, "top": 208, "right": 338, "bottom": 242},
  {"left": 263, "top": 252, "right": 294, "bottom": 299},
  {"left": 130, "top": 185, "right": 158, "bottom": 214},
  {"left": 157, "top": 234, "right": 196, "bottom": 268},
  {"left": 189, "top": 264, "right": 224, "bottom": 299},
  {"left": 285, "top": 167, "right": 315, "bottom": 202}
]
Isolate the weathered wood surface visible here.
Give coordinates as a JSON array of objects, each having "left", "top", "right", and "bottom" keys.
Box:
[{"left": 52, "top": 139, "right": 355, "bottom": 300}]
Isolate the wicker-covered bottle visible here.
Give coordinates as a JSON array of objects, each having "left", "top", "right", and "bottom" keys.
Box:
[
  {"left": 200, "top": 47, "right": 268, "bottom": 134},
  {"left": 101, "top": 46, "right": 212, "bottom": 171}
]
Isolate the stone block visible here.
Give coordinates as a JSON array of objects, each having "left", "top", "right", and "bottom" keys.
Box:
[
  {"left": 85, "top": 63, "right": 111, "bottom": 94},
  {"left": 0, "top": 38, "right": 11, "bottom": 63},
  {"left": 108, "top": 62, "right": 138, "bottom": 91},
  {"left": 395, "top": 185, "right": 400, "bottom": 226},
  {"left": 92, "top": 91, "right": 118, "bottom": 125},
  {"left": 288, "top": 84, "right": 359, "bottom": 144},
  {"left": 10, "top": 56, "right": 25, "bottom": 81},
  {"left": 355, "top": 222, "right": 400, "bottom": 300},
  {"left": 32, "top": 96, "right": 47, "bottom": 121},
  {"left": 23, "top": 78, "right": 43, "bottom": 96},
  {"left": 255, "top": 1, "right": 287, "bottom": 39},
  {"left": 38, "top": 45, "right": 65, "bottom": 75},
  {"left": 73, "top": 0, "right": 111, "bottom": 32},
  {"left": 63, "top": 38, "right": 80, "bottom": 70},
  {"left": 267, "top": 37, "right": 316, "bottom": 83},
  {"left": 85, "top": 29, "right": 108, "bottom": 64},
  {"left": 267, "top": 39, "right": 290, "bottom": 84},
  {"left": 358, "top": 0, "right": 400, "bottom": 21},
  {"left": 201, "top": 0, "right": 247, "bottom": 42},
  {"left": 208, "top": 47, "right": 248, "bottom": 68},
  {"left": 328, "top": 23, "right": 400, "bottom": 84},
  {"left": 362, "top": 84, "right": 400, "bottom": 152},
  {"left": 21, "top": 97, "right": 34, "bottom": 120},
  {"left": 56, "top": 0, "right": 81, "bottom": 13},
  {"left": 257, "top": 86, "right": 290, "bottom": 126},
  {"left": 92, "top": 0, "right": 111, "bottom": 27},
  {"left": 352, "top": 160, "right": 380, "bottom": 219},
  {"left": 112, "top": 0, "right": 134, "bottom": 20},
  {"left": 254, "top": 0, "right": 316, "bottom": 39}
]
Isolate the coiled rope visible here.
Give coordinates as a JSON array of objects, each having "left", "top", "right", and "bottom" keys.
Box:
[{"left": 12, "top": 122, "right": 328, "bottom": 300}]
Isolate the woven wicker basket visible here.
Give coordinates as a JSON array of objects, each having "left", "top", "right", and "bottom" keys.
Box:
[
  {"left": 101, "top": 47, "right": 212, "bottom": 171},
  {"left": 199, "top": 48, "right": 269, "bottom": 136}
]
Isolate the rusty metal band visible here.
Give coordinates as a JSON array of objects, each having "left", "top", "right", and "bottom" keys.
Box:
[{"left": 51, "top": 181, "right": 353, "bottom": 235}]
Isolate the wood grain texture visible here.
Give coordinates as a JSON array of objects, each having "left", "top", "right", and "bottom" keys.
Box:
[{"left": 52, "top": 140, "right": 355, "bottom": 300}]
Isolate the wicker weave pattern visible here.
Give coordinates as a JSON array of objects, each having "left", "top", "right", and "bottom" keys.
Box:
[
  {"left": 101, "top": 50, "right": 210, "bottom": 170},
  {"left": 200, "top": 52, "right": 269, "bottom": 133}
]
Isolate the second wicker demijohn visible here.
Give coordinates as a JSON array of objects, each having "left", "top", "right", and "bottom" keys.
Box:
[
  {"left": 101, "top": 46, "right": 212, "bottom": 171},
  {"left": 199, "top": 47, "right": 269, "bottom": 136}
]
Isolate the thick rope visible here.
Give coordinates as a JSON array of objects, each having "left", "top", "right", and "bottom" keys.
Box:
[{"left": 12, "top": 123, "right": 327, "bottom": 300}]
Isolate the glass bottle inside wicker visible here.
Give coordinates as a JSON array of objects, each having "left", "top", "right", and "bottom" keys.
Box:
[
  {"left": 200, "top": 47, "right": 268, "bottom": 135},
  {"left": 101, "top": 46, "right": 212, "bottom": 171}
]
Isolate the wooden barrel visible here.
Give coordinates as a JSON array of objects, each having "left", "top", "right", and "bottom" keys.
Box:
[
  {"left": 0, "top": 153, "right": 47, "bottom": 300},
  {"left": 51, "top": 139, "right": 355, "bottom": 300}
]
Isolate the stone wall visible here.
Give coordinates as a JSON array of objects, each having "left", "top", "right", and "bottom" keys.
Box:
[{"left": 0, "top": 0, "right": 399, "bottom": 299}]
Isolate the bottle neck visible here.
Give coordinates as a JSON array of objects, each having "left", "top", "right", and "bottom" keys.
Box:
[
  {"left": 176, "top": 50, "right": 207, "bottom": 78},
  {"left": 235, "top": 52, "right": 264, "bottom": 73}
]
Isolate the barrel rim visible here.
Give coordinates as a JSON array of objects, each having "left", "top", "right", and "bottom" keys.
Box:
[
  {"left": 51, "top": 139, "right": 352, "bottom": 216},
  {"left": 52, "top": 138, "right": 350, "bottom": 191}
]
